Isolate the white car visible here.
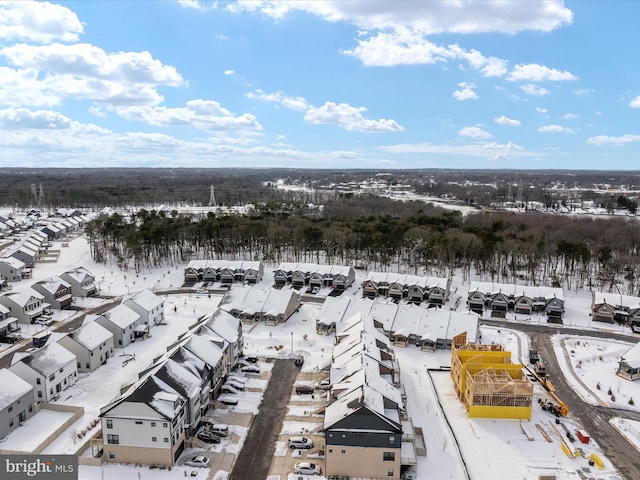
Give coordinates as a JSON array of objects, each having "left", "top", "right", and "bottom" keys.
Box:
[
  {"left": 205, "top": 423, "right": 229, "bottom": 437},
  {"left": 185, "top": 455, "right": 210, "bottom": 468},
  {"left": 293, "top": 462, "right": 321, "bottom": 475},
  {"left": 288, "top": 436, "right": 314, "bottom": 449},
  {"left": 315, "top": 379, "right": 332, "bottom": 390}
]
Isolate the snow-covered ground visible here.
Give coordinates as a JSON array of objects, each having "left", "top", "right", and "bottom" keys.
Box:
[{"left": 2, "top": 231, "right": 639, "bottom": 479}]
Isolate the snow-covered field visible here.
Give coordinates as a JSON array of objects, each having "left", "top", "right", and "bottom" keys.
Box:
[{"left": 2, "top": 232, "right": 639, "bottom": 480}]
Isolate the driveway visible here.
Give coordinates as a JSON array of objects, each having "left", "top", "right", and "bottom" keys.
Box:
[{"left": 230, "top": 358, "right": 299, "bottom": 480}]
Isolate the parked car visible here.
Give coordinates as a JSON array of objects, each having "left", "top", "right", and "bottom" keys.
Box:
[
  {"left": 294, "top": 356, "right": 304, "bottom": 367},
  {"left": 293, "top": 462, "right": 321, "bottom": 475},
  {"left": 197, "top": 430, "right": 221, "bottom": 443},
  {"left": 288, "top": 436, "right": 314, "bottom": 449},
  {"left": 0, "top": 334, "right": 22, "bottom": 344},
  {"left": 185, "top": 455, "right": 210, "bottom": 468},
  {"left": 295, "top": 384, "right": 314, "bottom": 395},
  {"left": 244, "top": 355, "right": 259, "bottom": 363},
  {"left": 34, "top": 317, "right": 54, "bottom": 326},
  {"left": 227, "top": 375, "right": 246, "bottom": 385},
  {"left": 241, "top": 365, "right": 260, "bottom": 374},
  {"left": 315, "top": 379, "right": 331, "bottom": 390},
  {"left": 218, "top": 395, "right": 238, "bottom": 406},
  {"left": 205, "top": 423, "right": 229, "bottom": 437},
  {"left": 221, "top": 384, "right": 240, "bottom": 394},
  {"left": 225, "top": 380, "right": 245, "bottom": 391}
]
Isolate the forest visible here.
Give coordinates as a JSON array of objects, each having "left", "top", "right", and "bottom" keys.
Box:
[{"left": 85, "top": 194, "right": 640, "bottom": 297}]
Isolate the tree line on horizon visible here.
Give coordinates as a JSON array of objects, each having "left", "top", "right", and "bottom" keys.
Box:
[{"left": 85, "top": 195, "right": 640, "bottom": 297}]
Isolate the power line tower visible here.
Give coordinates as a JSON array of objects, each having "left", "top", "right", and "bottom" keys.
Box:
[{"left": 208, "top": 185, "right": 216, "bottom": 206}]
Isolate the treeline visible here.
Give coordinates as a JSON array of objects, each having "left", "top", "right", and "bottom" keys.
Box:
[{"left": 86, "top": 196, "right": 640, "bottom": 295}]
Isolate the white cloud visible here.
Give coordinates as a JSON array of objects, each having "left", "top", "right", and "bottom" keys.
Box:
[
  {"left": 459, "top": 126, "right": 492, "bottom": 139},
  {"left": 508, "top": 64, "right": 577, "bottom": 82},
  {"left": 495, "top": 115, "right": 521, "bottom": 127},
  {"left": 629, "top": 95, "right": 640, "bottom": 108},
  {"left": 574, "top": 88, "right": 593, "bottom": 96},
  {"left": 246, "top": 89, "right": 309, "bottom": 112},
  {"left": 521, "top": 84, "right": 550, "bottom": 96},
  {"left": 114, "top": 100, "right": 262, "bottom": 133},
  {"left": 380, "top": 140, "right": 536, "bottom": 161},
  {"left": 247, "top": 89, "right": 403, "bottom": 132},
  {"left": 536, "top": 107, "right": 548, "bottom": 114},
  {"left": 178, "top": 1, "right": 217, "bottom": 11},
  {"left": 223, "top": 70, "right": 235, "bottom": 76},
  {"left": 453, "top": 82, "right": 478, "bottom": 101},
  {"left": 538, "top": 124, "right": 576, "bottom": 133},
  {"left": 0, "top": 43, "right": 183, "bottom": 107},
  {"left": 305, "top": 102, "right": 404, "bottom": 133},
  {"left": 587, "top": 134, "right": 640, "bottom": 146},
  {"left": 0, "top": 1, "right": 83, "bottom": 43},
  {"left": 0, "top": 107, "right": 72, "bottom": 129},
  {"left": 228, "top": 1, "right": 572, "bottom": 34},
  {"left": 563, "top": 113, "right": 579, "bottom": 119}
]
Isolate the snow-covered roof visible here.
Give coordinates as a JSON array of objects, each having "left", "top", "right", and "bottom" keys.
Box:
[
  {"left": 170, "top": 346, "right": 207, "bottom": 379},
  {"left": 69, "top": 321, "right": 113, "bottom": 350},
  {"left": 124, "top": 289, "right": 163, "bottom": 312},
  {"left": 13, "top": 342, "right": 76, "bottom": 376},
  {"left": 0, "top": 256, "right": 25, "bottom": 269},
  {"left": 101, "top": 304, "right": 140, "bottom": 329},
  {"left": 154, "top": 359, "right": 201, "bottom": 399},
  {"left": 0, "top": 368, "right": 33, "bottom": 410},
  {"left": 594, "top": 291, "right": 640, "bottom": 308},
  {"left": 324, "top": 385, "right": 401, "bottom": 432},
  {"left": 62, "top": 266, "right": 94, "bottom": 283},
  {"left": 1, "top": 289, "right": 44, "bottom": 307},
  {"left": 33, "top": 275, "right": 71, "bottom": 294},
  {"left": 621, "top": 342, "right": 640, "bottom": 368},
  {"left": 262, "top": 288, "right": 297, "bottom": 314},
  {"left": 185, "top": 334, "right": 224, "bottom": 367},
  {"left": 204, "top": 308, "right": 240, "bottom": 343},
  {"left": 316, "top": 296, "right": 351, "bottom": 325}
]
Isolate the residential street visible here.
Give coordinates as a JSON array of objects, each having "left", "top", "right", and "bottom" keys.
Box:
[{"left": 229, "top": 358, "right": 299, "bottom": 480}]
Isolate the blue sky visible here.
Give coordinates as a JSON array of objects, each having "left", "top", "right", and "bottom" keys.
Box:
[{"left": 1, "top": 1, "right": 639, "bottom": 170}]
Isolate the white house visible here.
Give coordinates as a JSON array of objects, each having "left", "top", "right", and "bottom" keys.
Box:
[
  {"left": 122, "top": 290, "right": 165, "bottom": 327},
  {"left": 95, "top": 304, "right": 142, "bottom": 348},
  {"left": 0, "top": 289, "right": 48, "bottom": 324},
  {"left": 58, "top": 320, "right": 115, "bottom": 372},
  {"left": 9, "top": 342, "right": 78, "bottom": 402},
  {"left": 100, "top": 376, "right": 188, "bottom": 467},
  {"left": 60, "top": 267, "right": 97, "bottom": 297},
  {"left": 0, "top": 257, "right": 25, "bottom": 282},
  {"left": 0, "top": 368, "right": 36, "bottom": 439}
]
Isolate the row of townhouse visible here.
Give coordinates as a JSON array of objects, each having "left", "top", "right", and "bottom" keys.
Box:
[
  {"left": 184, "top": 260, "right": 264, "bottom": 284},
  {"left": 98, "top": 308, "right": 243, "bottom": 467},
  {"left": 361, "top": 272, "right": 450, "bottom": 305},
  {"left": 323, "top": 313, "right": 422, "bottom": 480},
  {"left": 2, "top": 229, "right": 48, "bottom": 269},
  {"left": 591, "top": 291, "right": 640, "bottom": 328},
  {"left": 316, "top": 296, "right": 479, "bottom": 351},
  {"left": 467, "top": 281, "right": 565, "bottom": 321},
  {"left": 221, "top": 286, "right": 301, "bottom": 325},
  {"left": 0, "top": 267, "right": 97, "bottom": 325},
  {"left": 273, "top": 262, "right": 355, "bottom": 290}
]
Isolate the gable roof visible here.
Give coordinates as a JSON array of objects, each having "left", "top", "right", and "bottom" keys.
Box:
[
  {"left": 101, "top": 304, "right": 140, "bottom": 328},
  {"left": 69, "top": 320, "right": 113, "bottom": 350},
  {"left": 0, "top": 368, "right": 33, "bottom": 410},
  {"left": 12, "top": 342, "right": 75, "bottom": 376},
  {"left": 123, "top": 289, "right": 163, "bottom": 312}
]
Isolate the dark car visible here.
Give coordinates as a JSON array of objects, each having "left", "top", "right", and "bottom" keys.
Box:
[
  {"left": 244, "top": 355, "right": 259, "bottom": 364},
  {"left": 197, "top": 430, "right": 221, "bottom": 443},
  {"left": 294, "top": 356, "right": 304, "bottom": 367},
  {"left": 295, "top": 384, "right": 314, "bottom": 395}
]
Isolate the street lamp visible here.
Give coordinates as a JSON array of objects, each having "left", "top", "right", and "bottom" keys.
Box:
[{"left": 291, "top": 331, "right": 294, "bottom": 356}]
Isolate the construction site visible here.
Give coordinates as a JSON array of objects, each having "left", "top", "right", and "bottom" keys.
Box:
[{"left": 450, "top": 333, "right": 534, "bottom": 420}]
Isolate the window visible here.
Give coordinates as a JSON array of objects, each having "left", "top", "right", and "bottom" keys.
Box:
[
  {"left": 389, "top": 435, "right": 395, "bottom": 444},
  {"left": 164, "top": 437, "right": 169, "bottom": 443},
  {"left": 37, "top": 391, "right": 42, "bottom": 398},
  {"left": 9, "top": 419, "right": 14, "bottom": 427},
  {"left": 163, "top": 422, "right": 168, "bottom": 428},
  {"left": 135, "top": 421, "right": 143, "bottom": 425},
  {"left": 49, "top": 374, "right": 55, "bottom": 381},
  {"left": 59, "top": 367, "right": 63, "bottom": 373},
  {"left": 383, "top": 452, "right": 395, "bottom": 462},
  {"left": 36, "top": 378, "right": 41, "bottom": 385},
  {"left": 106, "top": 434, "right": 119, "bottom": 445},
  {"left": 109, "top": 452, "right": 115, "bottom": 459},
  {"left": 28, "top": 405, "right": 32, "bottom": 413},
  {"left": 328, "top": 449, "right": 333, "bottom": 453},
  {"left": 341, "top": 450, "right": 346, "bottom": 454},
  {"left": 8, "top": 405, "right": 12, "bottom": 412},
  {"left": 151, "top": 422, "right": 156, "bottom": 427},
  {"left": 151, "top": 437, "right": 157, "bottom": 442},
  {"left": 106, "top": 420, "right": 113, "bottom": 429},
  {"left": 85, "top": 363, "right": 90, "bottom": 369},
  {"left": 387, "top": 469, "right": 394, "bottom": 477}
]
